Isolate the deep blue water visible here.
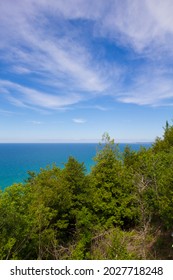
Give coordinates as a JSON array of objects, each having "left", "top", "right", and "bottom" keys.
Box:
[{"left": 0, "top": 143, "right": 152, "bottom": 190}]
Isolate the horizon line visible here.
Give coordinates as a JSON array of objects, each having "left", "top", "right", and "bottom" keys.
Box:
[{"left": 0, "top": 141, "right": 154, "bottom": 144}]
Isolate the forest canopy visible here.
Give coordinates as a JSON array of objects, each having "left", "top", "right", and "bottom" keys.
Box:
[{"left": 0, "top": 122, "right": 173, "bottom": 260}]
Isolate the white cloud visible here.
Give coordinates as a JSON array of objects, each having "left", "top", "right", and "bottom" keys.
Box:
[
  {"left": 12, "top": 66, "right": 32, "bottom": 74},
  {"left": 27, "top": 120, "right": 42, "bottom": 125},
  {"left": 72, "top": 118, "right": 86, "bottom": 124},
  {"left": 117, "top": 71, "right": 173, "bottom": 106},
  {"left": 77, "top": 104, "right": 111, "bottom": 111},
  {"left": 104, "top": 0, "right": 173, "bottom": 55},
  {"left": 0, "top": 109, "right": 14, "bottom": 116},
  {"left": 0, "top": 80, "right": 81, "bottom": 110}
]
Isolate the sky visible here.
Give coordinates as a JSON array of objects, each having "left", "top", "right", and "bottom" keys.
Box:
[{"left": 1, "top": 0, "right": 173, "bottom": 143}]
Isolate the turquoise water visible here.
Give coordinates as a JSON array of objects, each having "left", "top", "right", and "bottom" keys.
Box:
[{"left": 0, "top": 143, "right": 152, "bottom": 190}]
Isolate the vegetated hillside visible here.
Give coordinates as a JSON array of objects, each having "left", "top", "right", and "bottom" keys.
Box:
[{"left": 0, "top": 124, "right": 173, "bottom": 260}]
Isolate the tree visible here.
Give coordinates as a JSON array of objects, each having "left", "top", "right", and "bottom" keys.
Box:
[
  {"left": 89, "top": 133, "right": 137, "bottom": 228},
  {"left": 60, "top": 157, "right": 96, "bottom": 259},
  {"left": 0, "top": 183, "right": 33, "bottom": 259},
  {"left": 153, "top": 121, "right": 173, "bottom": 152}
]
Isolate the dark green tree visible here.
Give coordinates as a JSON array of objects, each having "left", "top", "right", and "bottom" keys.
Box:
[{"left": 89, "top": 133, "right": 137, "bottom": 228}]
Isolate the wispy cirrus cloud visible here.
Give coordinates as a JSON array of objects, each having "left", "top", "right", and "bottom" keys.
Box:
[
  {"left": 115, "top": 63, "right": 173, "bottom": 106},
  {"left": 0, "top": 109, "right": 15, "bottom": 116},
  {"left": 31, "top": 0, "right": 173, "bottom": 53},
  {"left": 0, "top": 80, "right": 81, "bottom": 110},
  {"left": 0, "top": 0, "right": 112, "bottom": 111},
  {"left": 1, "top": 0, "right": 173, "bottom": 110},
  {"left": 118, "top": 77, "right": 173, "bottom": 106},
  {"left": 78, "top": 105, "right": 110, "bottom": 111},
  {"left": 12, "top": 66, "right": 32, "bottom": 75}
]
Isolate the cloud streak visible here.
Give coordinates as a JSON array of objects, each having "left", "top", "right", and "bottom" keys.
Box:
[
  {"left": 72, "top": 118, "right": 87, "bottom": 124},
  {"left": 0, "top": 80, "right": 81, "bottom": 110}
]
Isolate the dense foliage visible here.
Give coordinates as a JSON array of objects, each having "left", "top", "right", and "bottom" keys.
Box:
[{"left": 0, "top": 123, "right": 173, "bottom": 259}]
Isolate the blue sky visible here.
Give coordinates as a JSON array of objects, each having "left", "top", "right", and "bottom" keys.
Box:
[{"left": 1, "top": 0, "right": 173, "bottom": 143}]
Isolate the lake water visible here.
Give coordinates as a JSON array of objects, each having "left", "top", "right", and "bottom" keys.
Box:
[{"left": 0, "top": 143, "right": 152, "bottom": 190}]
